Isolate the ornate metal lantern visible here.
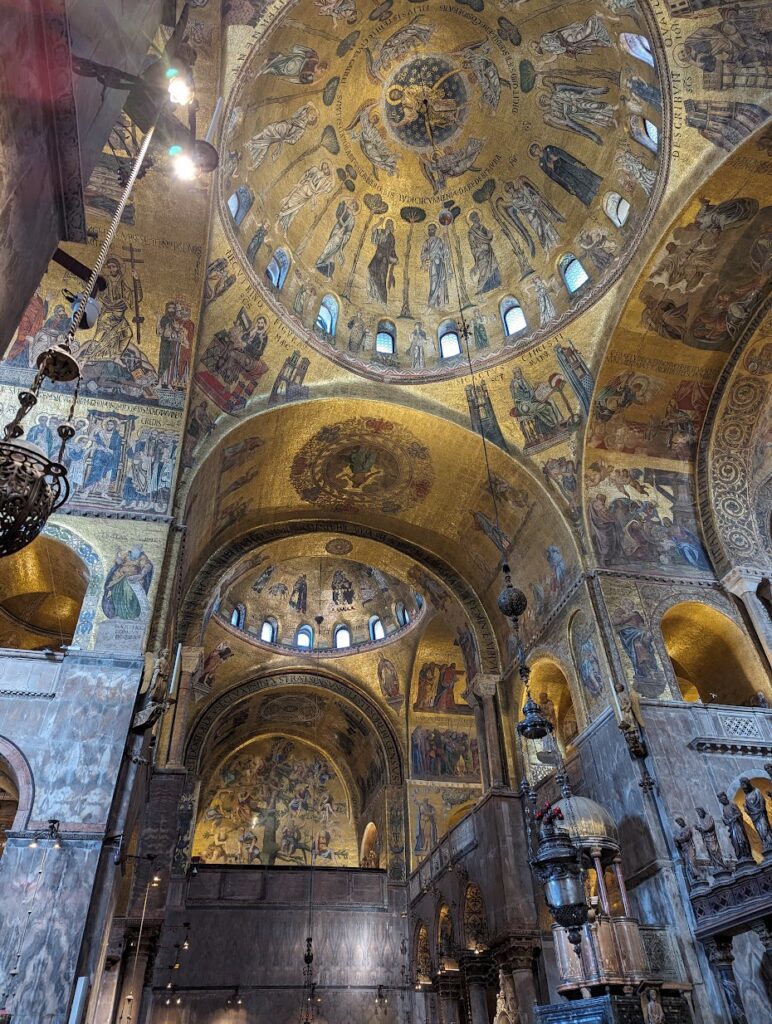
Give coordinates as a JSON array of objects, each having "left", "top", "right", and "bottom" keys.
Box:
[
  {"left": 497, "top": 562, "right": 527, "bottom": 621},
  {"left": 532, "top": 805, "right": 589, "bottom": 946},
  {"left": 0, "top": 340, "right": 80, "bottom": 556},
  {"left": 517, "top": 693, "right": 553, "bottom": 741}
]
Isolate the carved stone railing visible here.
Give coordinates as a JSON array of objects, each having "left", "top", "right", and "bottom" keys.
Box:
[{"left": 689, "top": 858, "right": 772, "bottom": 940}]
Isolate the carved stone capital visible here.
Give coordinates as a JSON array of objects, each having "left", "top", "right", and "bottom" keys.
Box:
[
  {"left": 472, "top": 674, "right": 500, "bottom": 700},
  {"left": 180, "top": 646, "right": 204, "bottom": 675},
  {"left": 492, "top": 932, "right": 540, "bottom": 972},
  {"left": 705, "top": 935, "right": 735, "bottom": 969},
  {"left": 461, "top": 952, "right": 493, "bottom": 987},
  {"left": 722, "top": 567, "right": 768, "bottom": 598}
]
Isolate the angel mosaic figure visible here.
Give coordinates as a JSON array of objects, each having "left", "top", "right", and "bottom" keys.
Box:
[
  {"left": 346, "top": 103, "right": 398, "bottom": 179},
  {"left": 538, "top": 76, "right": 615, "bottom": 146},
  {"left": 616, "top": 150, "right": 656, "bottom": 196},
  {"left": 420, "top": 138, "right": 483, "bottom": 193},
  {"left": 459, "top": 40, "right": 505, "bottom": 111},
  {"left": 277, "top": 162, "right": 334, "bottom": 233},
  {"left": 315, "top": 199, "right": 359, "bottom": 278},
  {"left": 526, "top": 274, "right": 557, "bottom": 326},
  {"left": 533, "top": 15, "right": 613, "bottom": 62},
  {"left": 467, "top": 211, "right": 501, "bottom": 294},
  {"left": 365, "top": 17, "right": 433, "bottom": 80},
  {"left": 502, "top": 176, "right": 566, "bottom": 255},
  {"left": 314, "top": 0, "right": 358, "bottom": 25},
  {"left": 256, "top": 45, "right": 328, "bottom": 84},
  {"left": 245, "top": 103, "right": 318, "bottom": 168}
]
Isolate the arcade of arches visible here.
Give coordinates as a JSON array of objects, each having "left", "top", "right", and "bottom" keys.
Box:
[{"left": 0, "top": 2, "right": 771, "bottom": 1023}]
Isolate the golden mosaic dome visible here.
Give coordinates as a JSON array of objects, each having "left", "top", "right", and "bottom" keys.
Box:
[
  {"left": 554, "top": 795, "right": 620, "bottom": 854},
  {"left": 221, "top": 0, "right": 666, "bottom": 382}
]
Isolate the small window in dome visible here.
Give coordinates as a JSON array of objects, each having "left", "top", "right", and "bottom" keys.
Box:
[
  {"left": 376, "top": 320, "right": 396, "bottom": 355},
  {"left": 630, "top": 115, "right": 658, "bottom": 154},
  {"left": 559, "top": 254, "right": 589, "bottom": 294},
  {"left": 395, "top": 602, "right": 410, "bottom": 627},
  {"left": 369, "top": 616, "right": 385, "bottom": 642},
  {"left": 230, "top": 604, "right": 246, "bottom": 629},
  {"left": 227, "top": 186, "right": 254, "bottom": 226},
  {"left": 334, "top": 625, "right": 351, "bottom": 649},
  {"left": 604, "top": 192, "right": 631, "bottom": 228},
  {"left": 500, "top": 297, "right": 527, "bottom": 337},
  {"left": 315, "top": 294, "right": 338, "bottom": 337},
  {"left": 439, "top": 323, "right": 462, "bottom": 360},
  {"left": 260, "top": 618, "right": 277, "bottom": 643},
  {"left": 621, "top": 33, "right": 654, "bottom": 67},
  {"left": 265, "top": 249, "right": 290, "bottom": 290},
  {"left": 296, "top": 624, "right": 314, "bottom": 648}
]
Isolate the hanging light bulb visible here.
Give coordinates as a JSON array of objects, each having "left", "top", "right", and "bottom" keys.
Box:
[{"left": 165, "top": 66, "right": 194, "bottom": 106}]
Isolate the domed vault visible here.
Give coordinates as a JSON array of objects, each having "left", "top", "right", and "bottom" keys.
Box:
[{"left": 221, "top": 0, "right": 666, "bottom": 382}]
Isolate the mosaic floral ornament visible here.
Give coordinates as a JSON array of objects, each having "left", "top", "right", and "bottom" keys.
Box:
[{"left": 290, "top": 416, "right": 433, "bottom": 513}]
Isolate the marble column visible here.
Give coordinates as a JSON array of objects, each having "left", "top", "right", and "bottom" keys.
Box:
[
  {"left": 723, "top": 567, "right": 772, "bottom": 673},
  {"left": 705, "top": 936, "right": 749, "bottom": 1024},
  {"left": 494, "top": 935, "right": 539, "bottom": 1024},
  {"left": 167, "top": 647, "right": 203, "bottom": 767},
  {"left": 472, "top": 675, "right": 506, "bottom": 789},
  {"left": 462, "top": 955, "right": 492, "bottom": 1024}
]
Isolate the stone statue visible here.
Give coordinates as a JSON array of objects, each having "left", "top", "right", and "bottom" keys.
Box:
[
  {"left": 717, "top": 792, "right": 753, "bottom": 863},
  {"left": 673, "top": 816, "right": 705, "bottom": 886},
  {"left": 644, "top": 988, "right": 665, "bottom": 1024},
  {"left": 739, "top": 777, "right": 772, "bottom": 854},
  {"left": 764, "top": 763, "right": 772, "bottom": 785},
  {"left": 149, "top": 647, "right": 170, "bottom": 700},
  {"left": 694, "top": 807, "right": 727, "bottom": 874}
]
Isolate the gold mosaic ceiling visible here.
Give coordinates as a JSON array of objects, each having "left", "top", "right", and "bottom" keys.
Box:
[
  {"left": 223, "top": 552, "right": 423, "bottom": 649},
  {"left": 222, "top": 0, "right": 666, "bottom": 382}
]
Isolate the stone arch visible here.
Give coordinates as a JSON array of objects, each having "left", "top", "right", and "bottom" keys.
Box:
[
  {"left": 658, "top": 599, "right": 768, "bottom": 705},
  {"left": 521, "top": 652, "right": 581, "bottom": 782},
  {"left": 185, "top": 669, "right": 404, "bottom": 784},
  {"left": 436, "top": 901, "right": 454, "bottom": 962},
  {"left": 698, "top": 301, "right": 772, "bottom": 578},
  {"left": 0, "top": 736, "right": 34, "bottom": 832},
  {"left": 41, "top": 522, "right": 104, "bottom": 648},
  {"left": 177, "top": 519, "right": 501, "bottom": 677}
]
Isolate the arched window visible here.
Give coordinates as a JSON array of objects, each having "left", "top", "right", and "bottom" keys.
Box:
[
  {"left": 395, "top": 602, "right": 410, "bottom": 627},
  {"left": 438, "top": 322, "right": 462, "bottom": 360},
  {"left": 265, "top": 249, "right": 290, "bottom": 290},
  {"left": 334, "top": 624, "right": 351, "bottom": 649},
  {"left": 227, "top": 185, "right": 254, "bottom": 226},
  {"left": 0, "top": 536, "right": 89, "bottom": 651},
  {"left": 621, "top": 33, "right": 654, "bottom": 67},
  {"left": 604, "top": 192, "right": 631, "bottom": 228},
  {"left": 559, "top": 253, "right": 589, "bottom": 294},
  {"left": 630, "top": 115, "right": 658, "bottom": 153},
  {"left": 369, "top": 616, "right": 385, "bottom": 642},
  {"left": 376, "top": 320, "right": 396, "bottom": 355},
  {"left": 295, "top": 624, "right": 314, "bottom": 649},
  {"left": 260, "top": 618, "right": 277, "bottom": 643},
  {"left": 315, "top": 294, "right": 338, "bottom": 337},
  {"left": 500, "top": 297, "right": 527, "bottom": 337},
  {"left": 230, "top": 604, "right": 246, "bottom": 630}
]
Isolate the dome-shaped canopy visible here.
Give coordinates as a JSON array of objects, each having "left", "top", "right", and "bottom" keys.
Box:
[
  {"left": 221, "top": 551, "right": 423, "bottom": 651},
  {"left": 221, "top": 0, "right": 665, "bottom": 383},
  {"left": 554, "top": 795, "right": 620, "bottom": 856}
]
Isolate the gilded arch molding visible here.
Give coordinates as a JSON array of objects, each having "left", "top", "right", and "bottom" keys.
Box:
[
  {"left": 177, "top": 518, "right": 502, "bottom": 675},
  {"left": 184, "top": 668, "right": 405, "bottom": 786}
]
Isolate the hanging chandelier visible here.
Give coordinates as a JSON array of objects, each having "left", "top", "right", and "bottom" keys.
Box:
[{"left": 0, "top": 42, "right": 217, "bottom": 558}]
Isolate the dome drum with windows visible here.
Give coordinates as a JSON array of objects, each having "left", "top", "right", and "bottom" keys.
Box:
[{"left": 222, "top": 0, "right": 665, "bottom": 382}]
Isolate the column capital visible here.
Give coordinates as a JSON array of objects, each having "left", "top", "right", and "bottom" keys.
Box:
[
  {"left": 461, "top": 952, "right": 493, "bottom": 987},
  {"left": 180, "top": 646, "right": 204, "bottom": 675},
  {"left": 722, "top": 566, "right": 769, "bottom": 598},
  {"left": 705, "top": 934, "right": 735, "bottom": 968},
  {"left": 472, "top": 674, "right": 500, "bottom": 699},
  {"left": 435, "top": 971, "right": 463, "bottom": 999},
  {"left": 492, "top": 932, "right": 540, "bottom": 972}
]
